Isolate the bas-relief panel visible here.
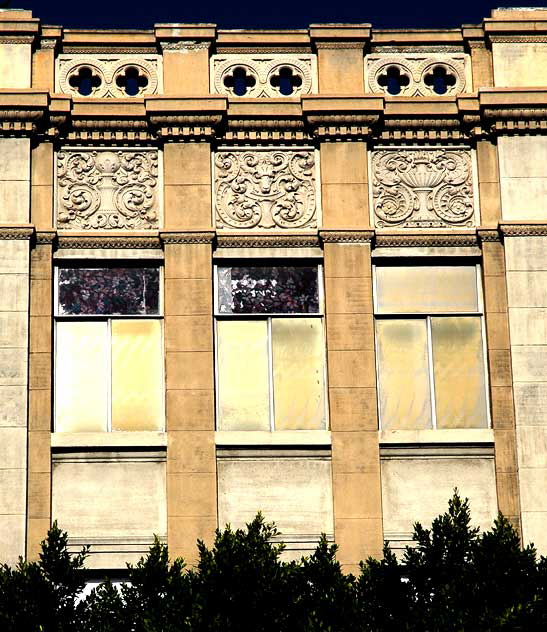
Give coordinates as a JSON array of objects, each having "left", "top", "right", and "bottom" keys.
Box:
[
  {"left": 211, "top": 54, "right": 316, "bottom": 98},
  {"left": 214, "top": 149, "right": 318, "bottom": 230},
  {"left": 56, "top": 149, "right": 160, "bottom": 230},
  {"left": 371, "top": 148, "right": 476, "bottom": 229},
  {"left": 57, "top": 54, "right": 161, "bottom": 98},
  {"left": 366, "top": 53, "right": 469, "bottom": 96}
]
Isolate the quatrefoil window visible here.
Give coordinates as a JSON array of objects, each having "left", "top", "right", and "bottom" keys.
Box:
[
  {"left": 68, "top": 66, "right": 102, "bottom": 96},
  {"left": 223, "top": 66, "right": 256, "bottom": 96},
  {"left": 424, "top": 65, "right": 457, "bottom": 95},
  {"left": 377, "top": 65, "right": 411, "bottom": 95},
  {"left": 269, "top": 66, "right": 303, "bottom": 96},
  {"left": 115, "top": 66, "right": 149, "bottom": 96}
]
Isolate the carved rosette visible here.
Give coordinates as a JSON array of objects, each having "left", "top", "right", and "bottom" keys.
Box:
[
  {"left": 214, "top": 149, "right": 317, "bottom": 230},
  {"left": 211, "top": 54, "right": 315, "bottom": 98},
  {"left": 366, "top": 54, "right": 468, "bottom": 96},
  {"left": 57, "top": 55, "right": 160, "bottom": 98},
  {"left": 371, "top": 149, "right": 475, "bottom": 229},
  {"left": 57, "top": 149, "right": 160, "bottom": 230}
]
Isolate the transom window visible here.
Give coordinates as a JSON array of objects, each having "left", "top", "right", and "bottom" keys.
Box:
[
  {"left": 215, "top": 264, "right": 326, "bottom": 431},
  {"left": 374, "top": 263, "right": 489, "bottom": 431},
  {"left": 54, "top": 265, "right": 164, "bottom": 433}
]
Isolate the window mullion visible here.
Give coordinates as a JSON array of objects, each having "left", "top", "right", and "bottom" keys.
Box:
[
  {"left": 268, "top": 317, "right": 275, "bottom": 431},
  {"left": 426, "top": 315, "right": 437, "bottom": 430},
  {"left": 107, "top": 318, "right": 113, "bottom": 432}
]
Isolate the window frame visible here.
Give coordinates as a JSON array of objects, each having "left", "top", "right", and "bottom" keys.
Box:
[
  {"left": 372, "top": 260, "right": 491, "bottom": 431},
  {"left": 213, "top": 261, "right": 328, "bottom": 432},
  {"left": 53, "top": 261, "right": 165, "bottom": 433}
]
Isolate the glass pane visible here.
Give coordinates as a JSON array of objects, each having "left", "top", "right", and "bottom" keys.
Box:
[
  {"left": 431, "top": 317, "right": 488, "bottom": 429},
  {"left": 375, "top": 266, "right": 479, "bottom": 314},
  {"left": 217, "top": 266, "right": 319, "bottom": 314},
  {"left": 376, "top": 319, "right": 432, "bottom": 430},
  {"left": 217, "top": 320, "right": 270, "bottom": 430},
  {"left": 272, "top": 318, "right": 326, "bottom": 430},
  {"left": 111, "top": 320, "right": 164, "bottom": 431},
  {"left": 55, "top": 321, "right": 108, "bottom": 432},
  {"left": 58, "top": 267, "right": 160, "bottom": 315}
]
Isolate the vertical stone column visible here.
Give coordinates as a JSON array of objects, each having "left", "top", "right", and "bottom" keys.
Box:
[
  {"left": 163, "top": 235, "right": 216, "bottom": 563},
  {"left": 31, "top": 141, "right": 54, "bottom": 230},
  {"left": 323, "top": 233, "right": 383, "bottom": 574},
  {"left": 27, "top": 237, "right": 53, "bottom": 559},
  {"left": 31, "top": 32, "right": 59, "bottom": 91},
  {"left": 463, "top": 29, "right": 494, "bottom": 90},
  {"left": 481, "top": 234, "right": 521, "bottom": 534},
  {"left": 476, "top": 140, "right": 501, "bottom": 226}
]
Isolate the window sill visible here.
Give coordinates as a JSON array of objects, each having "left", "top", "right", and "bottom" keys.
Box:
[
  {"left": 379, "top": 428, "right": 494, "bottom": 445},
  {"left": 51, "top": 431, "right": 167, "bottom": 449},
  {"left": 215, "top": 430, "right": 331, "bottom": 446}
]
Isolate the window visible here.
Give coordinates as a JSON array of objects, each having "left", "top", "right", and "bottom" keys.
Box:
[
  {"left": 215, "top": 264, "right": 327, "bottom": 431},
  {"left": 54, "top": 265, "right": 164, "bottom": 432},
  {"left": 374, "top": 263, "right": 489, "bottom": 430}
]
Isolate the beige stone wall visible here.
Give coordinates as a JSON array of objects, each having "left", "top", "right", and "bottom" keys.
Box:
[
  {"left": 0, "top": 44, "right": 31, "bottom": 88},
  {"left": 492, "top": 43, "right": 547, "bottom": 87},
  {"left": 498, "top": 136, "right": 547, "bottom": 220},
  {"left": 506, "top": 236, "right": 547, "bottom": 551},
  {"left": 0, "top": 237, "right": 29, "bottom": 565},
  {"left": 0, "top": 139, "right": 31, "bottom": 223}
]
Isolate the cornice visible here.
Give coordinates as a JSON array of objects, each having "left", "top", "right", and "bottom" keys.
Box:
[
  {"left": 217, "top": 233, "right": 320, "bottom": 248},
  {"left": 35, "top": 230, "right": 57, "bottom": 245},
  {"left": 499, "top": 223, "right": 547, "bottom": 237},
  {"left": 0, "top": 225, "right": 34, "bottom": 240},
  {"left": 320, "top": 230, "right": 374, "bottom": 244},
  {"left": 161, "top": 231, "right": 215, "bottom": 244},
  {"left": 145, "top": 96, "right": 226, "bottom": 139},
  {"left": 302, "top": 95, "right": 383, "bottom": 139},
  {"left": 57, "top": 234, "right": 162, "bottom": 249},
  {"left": 0, "top": 91, "right": 49, "bottom": 136},
  {"left": 374, "top": 231, "right": 478, "bottom": 248},
  {"left": 477, "top": 228, "right": 501, "bottom": 243},
  {"left": 479, "top": 89, "right": 547, "bottom": 134}
]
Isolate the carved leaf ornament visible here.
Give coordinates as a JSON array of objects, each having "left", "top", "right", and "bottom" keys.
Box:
[
  {"left": 57, "top": 150, "right": 159, "bottom": 230},
  {"left": 372, "top": 149, "right": 474, "bottom": 228},
  {"left": 215, "top": 150, "right": 317, "bottom": 230}
]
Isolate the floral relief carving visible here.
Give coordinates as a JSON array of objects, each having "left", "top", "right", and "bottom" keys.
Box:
[
  {"left": 366, "top": 54, "right": 468, "bottom": 96},
  {"left": 211, "top": 54, "right": 315, "bottom": 97},
  {"left": 214, "top": 149, "right": 317, "bottom": 230},
  {"left": 57, "top": 149, "right": 160, "bottom": 230},
  {"left": 371, "top": 149, "right": 475, "bottom": 229},
  {"left": 57, "top": 54, "right": 160, "bottom": 98}
]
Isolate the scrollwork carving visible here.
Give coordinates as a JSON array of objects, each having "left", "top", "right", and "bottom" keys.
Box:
[
  {"left": 57, "top": 149, "right": 160, "bottom": 230},
  {"left": 214, "top": 149, "right": 317, "bottom": 230},
  {"left": 371, "top": 149, "right": 475, "bottom": 229}
]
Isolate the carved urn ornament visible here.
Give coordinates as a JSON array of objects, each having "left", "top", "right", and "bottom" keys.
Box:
[
  {"left": 371, "top": 149, "right": 475, "bottom": 228},
  {"left": 215, "top": 150, "right": 317, "bottom": 230},
  {"left": 57, "top": 150, "right": 159, "bottom": 230}
]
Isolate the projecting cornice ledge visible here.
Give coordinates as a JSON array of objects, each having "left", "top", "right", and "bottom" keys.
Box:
[
  {"left": 479, "top": 88, "right": 547, "bottom": 134},
  {"left": 302, "top": 95, "right": 383, "bottom": 139}
]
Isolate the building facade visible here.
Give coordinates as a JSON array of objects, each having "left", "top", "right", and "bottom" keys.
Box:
[{"left": 0, "top": 7, "right": 546, "bottom": 576}]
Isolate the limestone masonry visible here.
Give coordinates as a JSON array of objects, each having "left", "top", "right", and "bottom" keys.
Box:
[{"left": 0, "top": 7, "right": 546, "bottom": 576}]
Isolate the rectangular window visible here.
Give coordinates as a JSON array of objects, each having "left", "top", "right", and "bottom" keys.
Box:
[
  {"left": 54, "top": 264, "right": 164, "bottom": 433},
  {"left": 215, "top": 264, "right": 326, "bottom": 431},
  {"left": 374, "top": 263, "right": 489, "bottom": 431}
]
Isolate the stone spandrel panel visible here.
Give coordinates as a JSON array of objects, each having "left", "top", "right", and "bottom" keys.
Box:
[
  {"left": 371, "top": 148, "right": 476, "bottom": 229},
  {"left": 214, "top": 148, "right": 318, "bottom": 230},
  {"left": 211, "top": 54, "right": 316, "bottom": 98},
  {"left": 56, "top": 149, "right": 160, "bottom": 230},
  {"left": 56, "top": 54, "right": 161, "bottom": 98},
  {"left": 366, "top": 53, "right": 469, "bottom": 96}
]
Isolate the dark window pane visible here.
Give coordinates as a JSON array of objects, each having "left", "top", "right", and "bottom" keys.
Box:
[
  {"left": 218, "top": 266, "right": 319, "bottom": 314},
  {"left": 58, "top": 267, "right": 160, "bottom": 315}
]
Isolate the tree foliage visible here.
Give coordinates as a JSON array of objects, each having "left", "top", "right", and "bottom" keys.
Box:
[{"left": 1, "top": 493, "right": 546, "bottom": 631}]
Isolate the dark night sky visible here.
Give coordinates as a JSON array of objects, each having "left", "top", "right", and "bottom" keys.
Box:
[{"left": 8, "top": 0, "right": 547, "bottom": 30}]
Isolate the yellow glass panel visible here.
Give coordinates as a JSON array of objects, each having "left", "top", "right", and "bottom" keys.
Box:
[
  {"left": 217, "top": 320, "right": 270, "bottom": 430},
  {"left": 272, "top": 318, "right": 326, "bottom": 430},
  {"left": 55, "top": 321, "right": 108, "bottom": 432},
  {"left": 111, "top": 320, "right": 164, "bottom": 431},
  {"left": 376, "top": 319, "right": 432, "bottom": 430},
  {"left": 431, "top": 317, "right": 488, "bottom": 429},
  {"left": 376, "top": 266, "right": 479, "bottom": 314}
]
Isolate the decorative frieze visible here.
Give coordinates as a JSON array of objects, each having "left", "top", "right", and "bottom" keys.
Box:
[
  {"left": 366, "top": 54, "right": 469, "bottom": 96},
  {"left": 371, "top": 148, "right": 475, "bottom": 229},
  {"left": 211, "top": 54, "right": 316, "bottom": 98},
  {"left": 56, "top": 149, "right": 160, "bottom": 230},
  {"left": 214, "top": 148, "right": 318, "bottom": 230},
  {"left": 56, "top": 54, "right": 161, "bottom": 98}
]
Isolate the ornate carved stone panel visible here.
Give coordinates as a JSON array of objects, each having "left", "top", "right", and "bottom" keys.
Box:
[
  {"left": 56, "top": 54, "right": 161, "bottom": 98},
  {"left": 56, "top": 149, "right": 160, "bottom": 230},
  {"left": 211, "top": 54, "right": 316, "bottom": 98},
  {"left": 366, "top": 54, "right": 469, "bottom": 96},
  {"left": 371, "top": 148, "right": 476, "bottom": 229},
  {"left": 214, "top": 148, "right": 318, "bottom": 230}
]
